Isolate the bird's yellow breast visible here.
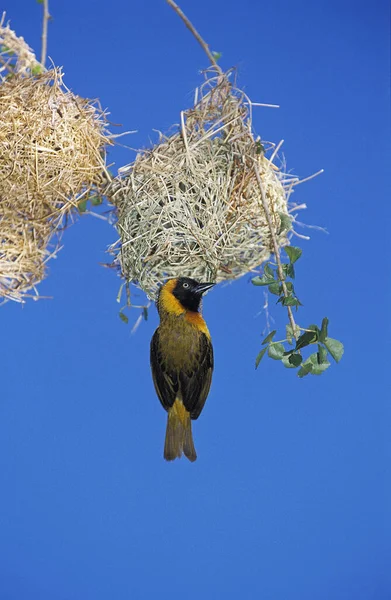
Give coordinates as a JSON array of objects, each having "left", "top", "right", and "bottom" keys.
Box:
[{"left": 157, "top": 313, "right": 208, "bottom": 372}]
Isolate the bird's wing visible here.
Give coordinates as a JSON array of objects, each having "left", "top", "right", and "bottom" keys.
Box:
[
  {"left": 180, "top": 332, "right": 214, "bottom": 420},
  {"left": 150, "top": 329, "right": 179, "bottom": 411}
]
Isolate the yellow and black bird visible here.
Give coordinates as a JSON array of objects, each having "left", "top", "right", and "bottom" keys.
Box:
[{"left": 150, "top": 277, "right": 215, "bottom": 462}]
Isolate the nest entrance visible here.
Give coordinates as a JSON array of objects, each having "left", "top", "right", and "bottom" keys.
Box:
[{"left": 110, "top": 69, "right": 292, "bottom": 300}]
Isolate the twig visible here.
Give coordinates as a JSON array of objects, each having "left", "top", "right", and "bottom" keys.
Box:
[
  {"left": 131, "top": 302, "right": 151, "bottom": 335},
  {"left": 292, "top": 169, "right": 324, "bottom": 186},
  {"left": 291, "top": 229, "right": 310, "bottom": 241},
  {"left": 262, "top": 290, "right": 273, "bottom": 334},
  {"left": 40, "top": 0, "right": 50, "bottom": 67},
  {"left": 254, "top": 164, "right": 299, "bottom": 340},
  {"left": 166, "top": 0, "right": 223, "bottom": 73}
]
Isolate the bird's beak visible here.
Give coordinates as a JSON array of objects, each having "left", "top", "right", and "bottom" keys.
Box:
[{"left": 195, "top": 282, "right": 215, "bottom": 295}]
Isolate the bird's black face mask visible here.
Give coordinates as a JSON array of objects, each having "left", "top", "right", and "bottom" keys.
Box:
[{"left": 172, "top": 277, "right": 215, "bottom": 312}]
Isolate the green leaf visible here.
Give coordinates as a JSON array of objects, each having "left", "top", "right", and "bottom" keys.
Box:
[
  {"left": 285, "top": 281, "right": 294, "bottom": 293},
  {"left": 212, "top": 51, "right": 222, "bottom": 61},
  {"left": 262, "top": 329, "right": 277, "bottom": 345},
  {"left": 142, "top": 307, "right": 148, "bottom": 321},
  {"left": 36, "top": 0, "right": 44, "bottom": 4},
  {"left": 251, "top": 275, "right": 275, "bottom": 286},
  {"left": 324, "top": 337, "right": 344, "bottom": 363},
  {"left": 282, "top": 354, "right": 298, "bottom": 368},
  {"left": 285, "top": 246, "right": 302, "bottom": 264},
  {"left": 90, "top": 195, "right": 102, "bottom": 206},
  {"left": 302, "top": 352, "right": 330, "bottom": 375},
  {"left": 283, "top": 349, "right": 294, "bottom": 356},
  {"left": 311, "top": 362, "right": 331, "bottom": 375},
  {"left": 289, "top": 353, "right": 303, "bottom": 367},
  {"left": 282, "top": 296, "right": 302, "bottom": 307},
  {"left": 119, "top": 311, "right": 129, "bottom": 324},
  {"left": 317, "top": 344, "right": 328, "bottom": 364},
  {"left": 264, "top": 263, "right": 275, "bottom": 279},
  {"left": 31, "top": 65, "right": 43, "bottom": 75},
  {"left": 295, "top": 329, "right": 318, "bottom": 350},
  {"left": 319, "top": 317, "right": 329, "bottom": 343},
  {"left": 278, "top": 212, "right": 292, "bottom": 234},
  {"left": 286, "top": 323, "right": 300, "bottom": 345},
  {"left": 255, "top": 347, "right": 267, "bottom": 369},
  {"left": 310, "top": 360, "right": 330, "bottom": 375},
  {"left": 268, "top": 282, "right": 281, "bottom": 295},
  {"left": 78, "top": 199, "right": 88, "bottom": 213},
  {"left": 282, "top": 263, "right": 295, "bottom": 279},
  {"left": 307, "top": 324, "right": 320, "bottom": 339},
  {"left": 298, "top": 363, "right": 313, "bottom": 378},
  {"left": 268, "top": 342, "right": 285, "bottom": 360},
  {"left": 255, "top": 141, "right": 265, "bottom": 155}
]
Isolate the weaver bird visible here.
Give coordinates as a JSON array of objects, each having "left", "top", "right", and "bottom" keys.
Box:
[{"left": 150, "top": 277, "right": 215, "bottom": 462}]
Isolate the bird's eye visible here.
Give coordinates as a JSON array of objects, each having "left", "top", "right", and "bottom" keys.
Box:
[{"left": 182, "top": 282, "right": 190, "bottom": 289}]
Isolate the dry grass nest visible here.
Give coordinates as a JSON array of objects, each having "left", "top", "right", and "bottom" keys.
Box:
[
  {"left": 109, "top": 68, "right": 302, "bottom": 301},
  {"left": 0, "top": 15, "right": 41, "bottom": 80},
  {"left": 0, "top": 23, "right": 112, "bottom": 303}
]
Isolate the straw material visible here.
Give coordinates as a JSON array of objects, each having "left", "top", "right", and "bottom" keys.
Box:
[
  {"left": 0, "top": 16, "right": 41, "bottom": 80},
  {"left": 109, "top": 69, "right": 295, "bottom": 300},
  {"left": 0, "top": 56, "right": 111, "bottom": 303}
]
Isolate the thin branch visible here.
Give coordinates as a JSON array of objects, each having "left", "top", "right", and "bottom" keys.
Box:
[
  {"left": 166, "top": 0, "right": 223, "bottom": 73},
  {"left": 40, "top": 0, "right": 50, "bottom": 67},
  {"left": 291, "top": 229, "right": 310, "bottom": 241},
  {"left": 131, "top": 302, "right": 151, "bottom": 335},
  {"left": 254, "top": 164, "right": 299, "bottom": 340},
  {"left": 262, "top": 290, "right": 274, "bottom": 334},
  {"left": 292, "top": 169, "right": 324, "bottom": 186},
  {"left": 247, "top": 102, "right": 280, "bottom": 108}
]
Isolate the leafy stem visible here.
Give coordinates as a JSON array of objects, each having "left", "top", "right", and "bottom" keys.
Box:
[
  {"left": 253, "top": 165, "right": 299, "bottom": 341},
  {"left": 252, "top": 162, "right": 343, "bottom": 376},
  {"left": 117, "top": 281, "right": 150, "bottom": 333},
  {"left": 252, "top": 246, "right": 343, "bottom": 376}
]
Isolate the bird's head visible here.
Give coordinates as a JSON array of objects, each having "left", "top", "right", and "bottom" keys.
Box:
[{"left": 158, "top": 277, "right": 215, "bottom": 315}]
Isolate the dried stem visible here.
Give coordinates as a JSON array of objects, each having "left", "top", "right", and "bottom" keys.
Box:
[
  {"left": 254, "top": 164, "right": 299, "bottom": 340},
  {"left": 262, "top": 290, "right": 273, "bottom": 334},
  {"left": 166, "top": 0, "right": 223, "bottom": 73},
  {"left": 40, "top": 0, "right": 50, "bottom": 67}
]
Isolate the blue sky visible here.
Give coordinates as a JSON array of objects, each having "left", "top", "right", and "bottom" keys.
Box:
[{"left": 0, "top": 1, "right": 390, "bottom": 599}]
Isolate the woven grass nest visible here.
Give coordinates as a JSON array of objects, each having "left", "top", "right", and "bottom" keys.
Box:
[
  {"left": 0, "top": 20, "right": 111, "bottom": 303},
  {"left": 109, "top": 68, "right": 299, "bottom": 301}
]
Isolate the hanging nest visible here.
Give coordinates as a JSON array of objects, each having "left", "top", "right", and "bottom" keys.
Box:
[
  {"left": 0, "top": 20, "right": 112, "bottom": 303},
  {"left": 109, "top": 68, "right": 299, "bottom": 301},
  {"left": 0, "top": 15, "right": 41, "bottom": 80}
]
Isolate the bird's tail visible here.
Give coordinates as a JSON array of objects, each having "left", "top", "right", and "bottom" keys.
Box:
[{"left": 164, "top": 399, "right": 197, "bottom": 462}]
